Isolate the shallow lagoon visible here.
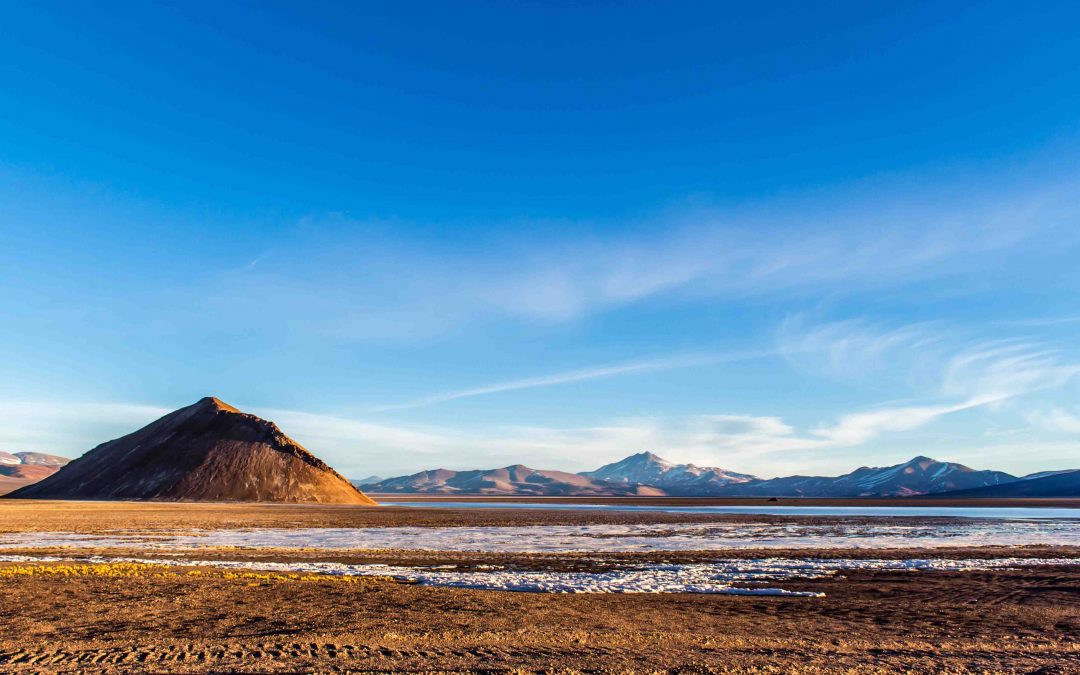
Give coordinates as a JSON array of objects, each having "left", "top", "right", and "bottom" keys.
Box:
[{"left": 389, "top": 501, "right": 1080, "bottom": 519}]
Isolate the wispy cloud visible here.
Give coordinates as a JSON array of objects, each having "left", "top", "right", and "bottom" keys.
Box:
[
  {"left": 0, "top": 401, "right": 169, "bottom": 457},
  {"left": 996, "top": 315, "right": 1080, "bottom": 328},
  {"left": 777, "top": 316, "right": 945, "bottom": 384},
  {"left": 185, "top": 178, "right": 1076, "bottom": 342},
  {"left": 808, "top": 397, "right": 995, "bottom": 447},
  {"left": 7, "top": 318, "right": 1079, "bottom": 479},
  {"left": 369, "top": 349, "right": 781, "bottom": 412},
  {"left": 1028, "top": 407, "right": 1080, "bottom": 434},
  {"left": 245, "top": 325, "right": 1080, "bottom": 476}
]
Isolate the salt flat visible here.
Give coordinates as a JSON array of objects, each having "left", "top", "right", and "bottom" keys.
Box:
[
  {"left": 3, "top": 517, "right": 1078, "bottom": 552},
  {"left": 2, "top": 501, "right": 1078, "bottom": 672}
]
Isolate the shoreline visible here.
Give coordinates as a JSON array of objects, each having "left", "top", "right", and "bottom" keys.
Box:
[{"left": 373, "top": 494, "right": 1080, "bottom": 508}]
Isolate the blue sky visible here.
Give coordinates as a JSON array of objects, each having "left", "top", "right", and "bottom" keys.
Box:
[{"left": 2, "top": 1, "right": 1079, "bottom": 478}]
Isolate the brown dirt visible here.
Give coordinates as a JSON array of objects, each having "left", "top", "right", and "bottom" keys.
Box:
[
  {"left": 0, "top": 465, "right": 59, "bottom": 496},
  {"left": 0, "top": 563, "right": 1077, "bottom": 673}
]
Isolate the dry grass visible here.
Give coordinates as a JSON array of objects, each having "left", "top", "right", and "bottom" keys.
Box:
[{"left": 0, "top": 561, "right": 392, "bottom": 585}]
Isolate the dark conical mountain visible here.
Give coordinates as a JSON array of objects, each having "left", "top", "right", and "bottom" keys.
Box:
[{"left": 8, "top": 397, "right": 376, "bottom": 504}]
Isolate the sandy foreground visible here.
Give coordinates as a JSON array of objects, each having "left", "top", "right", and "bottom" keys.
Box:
[{"left": 1, "top": 500, "right": 1078, "bottom": 673}]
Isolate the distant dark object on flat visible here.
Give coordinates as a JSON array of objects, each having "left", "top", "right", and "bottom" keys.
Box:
[{"left": 7, "top": 397, "right": 375, "bottom": 504}]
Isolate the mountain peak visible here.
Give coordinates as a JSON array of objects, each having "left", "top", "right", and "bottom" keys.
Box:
[
  {"left": 581, "top": 452, "right": 755, "bottom": 492},
  {"left": 9, "top": 398, "right": 375, "bottom": 504},
  {"left": 196, "top": 396, "right": 240, "bottom": 413},
  {"left": 907, "top": 455, "right": 936, "bottom": 464}
]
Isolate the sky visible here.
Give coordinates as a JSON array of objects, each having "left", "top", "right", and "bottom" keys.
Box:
[{"left": 2, "top": 1, "right": 1079, "bottom": 479}]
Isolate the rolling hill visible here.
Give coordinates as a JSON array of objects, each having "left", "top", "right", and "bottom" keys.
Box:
[{"left": 0, "top": 452, "right": 70, "bottom": 496}]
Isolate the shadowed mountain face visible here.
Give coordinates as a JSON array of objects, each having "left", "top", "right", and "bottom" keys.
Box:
[
  {"left": 711, "top": 456, "right": 1017, "bottom": 498},
  {"left": 8, "top": 398, "right": 375, "bottom": 504},
  {"left": 933, "top": 470, "right": 1080, "bottom": 498}
]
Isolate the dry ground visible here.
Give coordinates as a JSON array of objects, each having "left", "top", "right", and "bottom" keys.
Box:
[
  {"left": 0, "top": 500, "right": 1077, "bottom": 673},
  {"left": 1, "top": 563, "right": 1077, "bottom": 673}
]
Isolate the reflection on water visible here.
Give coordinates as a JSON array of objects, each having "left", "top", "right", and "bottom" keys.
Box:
[{"left": 2, "top": 518, "right": 1078, "bottom": 552}]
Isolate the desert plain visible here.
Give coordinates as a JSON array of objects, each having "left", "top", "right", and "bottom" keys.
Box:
[{"left": 1, "top": 499, "right": 1078, "bottom": 673}]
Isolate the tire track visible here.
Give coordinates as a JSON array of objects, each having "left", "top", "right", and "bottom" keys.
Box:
[{"left": 0, "top": 641, "right": 627, "bottom": 670}]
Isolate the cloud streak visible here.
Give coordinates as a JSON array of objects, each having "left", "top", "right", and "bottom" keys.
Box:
[
  {"left": 241, "top": 327, "right": 1080, "bottom": 477},
  {"left": 0, "top": 401, "right": 170, "bottom": 458},
  {"left": 369, "top": 349, "right": 782, "bottom": 412},
  {"left": 186, "top": 177, "right": 1078, "bottom": 343},
  {"left": 6, "top": 319, "right": 1079, "bottom": 479}
]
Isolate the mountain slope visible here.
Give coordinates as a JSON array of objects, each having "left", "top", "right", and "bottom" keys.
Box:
[
  {"left": 8, "top": 397, "right": 375, "bottom": 504},
  {"left": 368, "top": 464, "right": 664, "bottom": 496},
  {"left": 931, "top": 470, "right": 1080, "bottom": 498},
  {"left": 357, "top": 453, "right": 1039, "bottom": 498},
  {"left": 582, "top": 452, "right": 756, "bottom": 495},
  {"left": 0, "top": 452, "right": 70, "bottom": 496},
  {"left": 715, "top": 456, "right": 1017, "bottom": 497},
  {"left": 1022, "top": 469, "right": 1079, "bottom": 481}
]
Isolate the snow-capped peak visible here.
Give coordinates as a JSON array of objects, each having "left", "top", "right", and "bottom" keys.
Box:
[{"left": 580, "top": 452, "right": 757, "bottom": 492}]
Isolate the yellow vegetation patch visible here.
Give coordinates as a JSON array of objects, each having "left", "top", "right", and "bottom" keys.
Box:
[
  {"left": 0, "top": 562, "right": 170, "bottom": 578},
  {"left": 183, "top": 568, "right": 391, "bottom": 583},
  {"left": 0, "top": 561, "right": 391, "bottom": 585}
]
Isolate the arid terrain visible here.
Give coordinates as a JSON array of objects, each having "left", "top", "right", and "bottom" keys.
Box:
[{"left": 1, "top": 500, "right": 1078, "bottom": 673}]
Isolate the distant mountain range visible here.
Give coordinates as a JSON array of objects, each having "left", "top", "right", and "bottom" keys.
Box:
[
  {"left": 351, "top": 475, "right": 385, "bottom": 487},
  {"left": 367, "top": 464, "right": 665, "bottom": 496},
  {"left": 363, "top": 452, "right": 1080, "bottom": 498},
  {"left": 6, "top": 422, "right": 1078, "bottom": 500},
  {"left": 0, "top": 451, "right": 70, "bottom": 496},
  {"left": 711, "top": 455, "right": 1017, "bottom": 498}
]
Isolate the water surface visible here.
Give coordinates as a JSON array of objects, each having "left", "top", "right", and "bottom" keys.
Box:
[{"left": 389, "top": 501, "right": 1080, "bottom": 519}]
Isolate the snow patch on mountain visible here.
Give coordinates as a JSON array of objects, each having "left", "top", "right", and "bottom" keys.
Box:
[{"left": 581, "top": 452, "right": 756, "bottom": 495}]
